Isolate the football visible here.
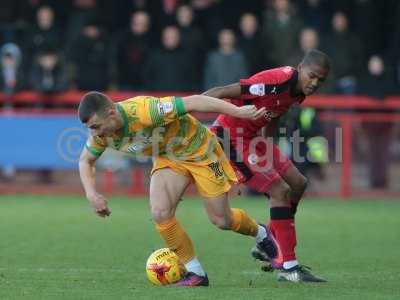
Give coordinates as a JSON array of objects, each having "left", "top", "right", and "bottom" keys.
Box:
[{"left": 145, "top": 248, "right": 185, "bottom": 285}]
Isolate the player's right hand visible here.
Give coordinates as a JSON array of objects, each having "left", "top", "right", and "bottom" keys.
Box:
[
  {"left": 87, "top": 192, "right": 111, "bottom": 218},
  {"left": 235, "top": 105, "right": 266, "bottom": 120}
]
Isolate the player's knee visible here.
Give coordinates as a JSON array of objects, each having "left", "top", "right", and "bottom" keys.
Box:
[
  {"left": 150, "top": 206, "right": 174, "bottom": 223},
  {"left": 209, "top": 215, "right": 231, "bottom": 230},
  {"left": 293, "top": 174, "right": 308, "bottom": 193},
  {"left": 269, "top": 183, "right": 291, "bottom": 205},
  {"left": 278, "top": 184, "right": 291, "bottom": 201},
  {"left": 300, "top": 175, "right": 308, "bottom": 192}
]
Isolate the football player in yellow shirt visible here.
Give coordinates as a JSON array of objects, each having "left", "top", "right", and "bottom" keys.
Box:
[{"left": 78, "top": 92, "right": 280, "bottom": 286}]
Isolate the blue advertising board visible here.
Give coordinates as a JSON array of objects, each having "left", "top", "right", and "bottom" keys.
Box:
[{"left": 0, "top": 114, "right": 88, "bottom": 169}]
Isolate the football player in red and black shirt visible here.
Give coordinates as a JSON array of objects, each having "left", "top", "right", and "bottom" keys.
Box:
[{"left": 204, "top": 49, "right": 331, "bottom": 282}]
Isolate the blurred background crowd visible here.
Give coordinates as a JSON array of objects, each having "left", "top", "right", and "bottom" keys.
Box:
[{"left": 0, "top": 0, "right": 399, "bottom": 102}]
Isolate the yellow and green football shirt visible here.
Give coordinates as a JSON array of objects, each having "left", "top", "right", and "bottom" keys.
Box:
[{"left": 85, "top": 96, "right": 217, "bottom": 161}]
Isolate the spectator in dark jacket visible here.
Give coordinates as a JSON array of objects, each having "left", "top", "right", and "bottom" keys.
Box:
[
  {"left": 144, "top": 26, "right": 194, "bottom": 91},
  {"left": 237, "top": 13, "right": 266, "bottom": 73},
  {"left": 322, "top": 11, "right": 363, "bottom": 94},
  {"left": 114, "top": 11, "right": 152, "bottom": 90},
  {"left": 285, "top": 28, "right": 319, "bottom": 67},
  {"left": 30, "top": 49, "right": 67, "bottom": 107},
  {"left": 69, "top": 22, "right": 111, "bottom": 90},
  {"left": 203, "top": 28, "right": 248, "bottom": 90},
  {"left": 261, "top": 0, "right": 304, "bottom": 67},
  {"left": 23, "top": 5, "right": 62, "bottom": 72},
  {"left": 176, "top": 4, "right": 204, "bottom": 90}
]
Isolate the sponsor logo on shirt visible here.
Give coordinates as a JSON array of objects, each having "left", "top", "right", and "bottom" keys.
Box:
[
  {"left": 248, "top": 154, "right": 258, "bottom": 165},
  {"left": 126, "top": 138, "right": 152, "bottom": 153},
  {"left": 127, "top": 143, "right": 146, "bottom": 152},
  {"left": 158, "top": 102, "right": 174, "bottom": 115},
  {"left": 282, "top": 66, "right": 293, "bottom": 74},
  {"left": 249, "top": 84, "right": 265, "bottom": 96}
]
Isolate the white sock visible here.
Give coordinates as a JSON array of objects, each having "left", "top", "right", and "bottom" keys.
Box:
[
  {"left": 184, "top": 257, "right": 206, "bottom": 276},
  {"left": 255, "top": 224, "right": 267, "bottom": 243},
  {"left": 283, "top": 260, "right": 299, "bottom": 270}
]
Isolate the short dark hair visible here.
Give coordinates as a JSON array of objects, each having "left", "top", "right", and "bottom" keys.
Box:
[
  {"left": 301, "top": 49, "right": 331, "bottom": 71},
  {"left": 78, "top": 91, "right": 113, "bottom": 123}
]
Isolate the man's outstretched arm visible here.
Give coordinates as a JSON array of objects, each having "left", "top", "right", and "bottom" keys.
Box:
[
  {"left": 202, "top": 83, "right": 241, "bottom": 99},
  {"left": 182, "top": 94, "right": 265, "bottom": 120}
]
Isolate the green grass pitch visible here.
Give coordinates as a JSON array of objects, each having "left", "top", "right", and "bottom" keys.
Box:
[{"left": 0, "top": 195, "right": 399, "bottom": 300}]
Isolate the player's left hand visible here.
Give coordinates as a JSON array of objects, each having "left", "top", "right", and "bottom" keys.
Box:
[
  {"left": 87, "top": 192, "right": 111, "bottom": 218},
  {"left": 235, "top": 105, "right": 266, "bottom": 120}
]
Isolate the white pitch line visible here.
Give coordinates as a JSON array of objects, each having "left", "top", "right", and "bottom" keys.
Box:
[{"left": 0, "top": 267, "right": 130, "bottom": 273}]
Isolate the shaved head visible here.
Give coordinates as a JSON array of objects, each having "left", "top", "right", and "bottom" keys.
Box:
[
  {"left": 78, "top": 91, "right": 114, "bottom": 123},
  {"left": 301, "top": 49, "right": 331, "bottom": 72}
]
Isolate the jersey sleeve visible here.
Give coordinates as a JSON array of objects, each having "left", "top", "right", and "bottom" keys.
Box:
[
  {"left": 239, "top": 67, "right": 295, "bottom": 100},
  {"left": 136, "top": 96, "right": 187, "bottom": 127},
  {"left": 84, "top": 136, "right": 108, "bottom": 157}
]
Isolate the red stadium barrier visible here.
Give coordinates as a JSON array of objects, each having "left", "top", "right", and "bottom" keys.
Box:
[
  {"left": 318, "top": 112, "right": 400, "bottom": 198},
  {"left": 1, "top": 90, "right": 400, "bottom": 110},
  {"left": 305, "top": 95, "right": 394, "bottom": 110},
  {"left": 0, "top": 90, "right": 192, "bottom": 106}
]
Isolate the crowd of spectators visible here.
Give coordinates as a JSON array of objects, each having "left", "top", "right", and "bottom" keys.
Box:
[{"left": 0, "top": 0, "right": 399, "bottom": 107}]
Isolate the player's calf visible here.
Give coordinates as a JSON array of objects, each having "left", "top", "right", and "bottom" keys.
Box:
[
  {"left": 285, "top": 170, "right": 308, "bottom": 216},
  {"left": 208, "top": 214, "right": 232, "bottom": 230}
]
